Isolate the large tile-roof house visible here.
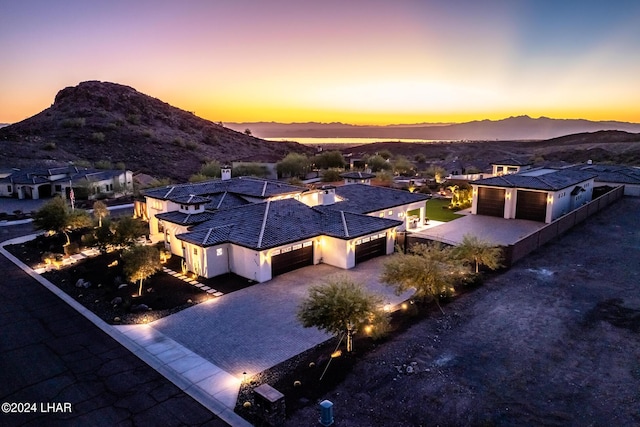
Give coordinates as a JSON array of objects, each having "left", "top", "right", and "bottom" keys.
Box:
[
  {"left": 471, "top": 168, "right": 597, "bottom": 223},
  {"left": 144, "top": 177, "right": 428, "bottom": 282}
]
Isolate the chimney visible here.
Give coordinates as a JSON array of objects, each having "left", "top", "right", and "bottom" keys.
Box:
[
  {"left": 319, "top": 186, "right": 336, "bottom": 206},
  {"left": 221, "top": 165, "right": 231, "bottom": 181},
  {"left": 587, "top": 159, "right": 593, "bottom": 165}
]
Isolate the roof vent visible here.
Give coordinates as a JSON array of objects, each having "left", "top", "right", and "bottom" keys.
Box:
[{"left": 587, "top": 159, "right": 593, "bottom": 165}]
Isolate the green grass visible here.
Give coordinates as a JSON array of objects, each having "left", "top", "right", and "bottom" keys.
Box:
[{"left": 426, "top": 198, "right": 463, "bottom": 222}]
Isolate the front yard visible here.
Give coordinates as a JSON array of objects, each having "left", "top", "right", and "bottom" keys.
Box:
[{"left": 6, "top": 233, "right": 251, "bottom": 324}]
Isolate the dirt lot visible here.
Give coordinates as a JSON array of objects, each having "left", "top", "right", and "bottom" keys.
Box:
[{"left": 285, "top": 197, "right": 640, "bottom": 426}]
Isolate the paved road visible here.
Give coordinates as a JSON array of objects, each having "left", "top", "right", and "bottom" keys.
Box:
[{"left": 0, "top": 223, "right": 228, "bottom": 427}]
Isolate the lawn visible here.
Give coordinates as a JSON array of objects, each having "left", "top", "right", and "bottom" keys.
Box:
[{"left": 426, "top": 198, "right": 464, "bottom": 222}]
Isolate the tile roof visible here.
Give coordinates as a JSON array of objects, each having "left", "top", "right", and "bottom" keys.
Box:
[
  {"left": 1, "top": 166, "right": 126, "bottom": 185},
  {"left": 330, "top": 184, "right": 429, "bottom": 214},
  {"left": 177, "top": 199, "right": 401, "bottom": 250},
  {"left": 563, "top": 164, "right": 640, "bottom": 185},
  {"left": 472, "top": 169, "right": 597, "bottom": 191},
  {"left": 340, "top": 171, "right": 376, "bottom": 179},
  {"left": 491, "top": 158, "right": 533, "bottom": 166},
  {"left": 143, "top": 177, "right": 305, "bottom": 201},
  {"left": 170, "top": 195, "right": 211, "bottom": 205},
  {"left": 155, "top": 210, "right": 217, "bottom": 226}
]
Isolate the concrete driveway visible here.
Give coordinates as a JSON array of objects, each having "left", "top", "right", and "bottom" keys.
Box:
[
  {"left": 149, "top": 257, "right": 414, "bottom": 377},
  {"left": 413, "top": 214, "right": 546, "bottom": 246}
]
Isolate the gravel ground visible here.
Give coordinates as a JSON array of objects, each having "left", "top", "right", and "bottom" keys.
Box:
[{"left": 284, "top": 196, "right": 640, "bottom": 426}]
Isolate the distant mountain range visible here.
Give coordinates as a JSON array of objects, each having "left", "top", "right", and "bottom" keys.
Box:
[
  {"left": 226, "top": 116, "right": 640, "bottom": 141},
  {"left": 0, "top": 81, "right": 311, "bottom": 181}
]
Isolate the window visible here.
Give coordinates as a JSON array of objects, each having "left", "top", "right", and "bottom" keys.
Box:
[
  {"left": 216, "top": 248, "right": 223, "bottom": 256},
  {"left": 158, "top": 222, "right": 164, "bottom": 233},
  {"left": 379, "top": 212, "right": 384, "bottom": 217},
  {"left": 302, "top": 241, "right": 313, "bottom": 247},
  {"left": 292, "top": 243, "right": 302, "bottom": 250},
  {"left": 388, "top": 210, "right": 393, "bottom": 215},
  {"left": 55, "top": 185, "right": 62, "bottom": 192},
  {"left": 193, "top": 248, "right": 198, "bottom": 255},
  {"left": 7, "top": 185, "right": 12, "bottom": 192},
  {"left": 165, "top": 232, "right": 171, "bottom": 243}
]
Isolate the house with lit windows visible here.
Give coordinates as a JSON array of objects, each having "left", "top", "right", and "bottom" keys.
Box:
[
  {"left": 0, "top": 165, "right": 132, "bottom": 200},
  {"left": 143, "top": 169, "right": 428, "bottom": 282}
]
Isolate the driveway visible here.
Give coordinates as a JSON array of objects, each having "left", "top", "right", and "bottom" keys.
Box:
[
  {"left": 149, "top": 257, "right": 414, "bottom": 377},
  {"left": 413, "top": 214, "right": 546, "bottom": 245}
]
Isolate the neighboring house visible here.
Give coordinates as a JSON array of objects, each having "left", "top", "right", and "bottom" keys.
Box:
[
  {"left": 340, "top": 171, "right": 376, "bottom": 185},
  {"left": 143, "top": 176, "right": 428, "bottom": 282},
  {"left": 562, "top": 163, "right": 640, "bottom": 197},
  {"left": 471, "top": 168, "right": 597, "bottom": 223},
  {"left": 491, "top": 158, "right": 533, "bottom": 176},
  {"left": 0, "top": 166, "right": 133, "bottom": 200}
]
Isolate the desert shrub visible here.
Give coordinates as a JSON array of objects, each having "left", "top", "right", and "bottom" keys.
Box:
[
  {"left": 92, "top": 132, "right": 105, "bottom": 142},
  {"left": 95, "top": 160, "right": 113, "bottom": 169},
  {"left": 60, "top": 117, "right": 85, "bottom": 128},
  {"left": 321, "top": 169, "right": 342, "bottom": 182},
  {"left": 74, "top": 159, "right": 92, "bottom": 168},
  {"left": 172, "top": 138, "right": 185, "bottom": 147},
  {"left": 115, "top": 162, "right": 126, "bottom": 170},
  {"left": 127, "top": 114, "right": 141, "bottom": 125},
  {"left": 43, "top": 142, "right": 56, "bottom": 150},
  {"left": 185, "top": 141, "right": 198, "bottom": 150}
]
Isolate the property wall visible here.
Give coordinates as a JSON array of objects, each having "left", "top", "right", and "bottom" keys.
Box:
[
  {"left": 369, "top": 201, "right": 425, "bottom": 231},
  {"left": 320, "top": 236, "right": 351, "bottom": 269},
  {"left": 229, "top": 245, "right": 268, "bottom": 283},
  {"left": 506, "top": 185, "right": 624, "bottom": 266},
  {"left": 202, "top": 243, "right": 231, "bottom": 278},
  {"left": 598, "top": 182, "right": 639, "bottom": 197}
]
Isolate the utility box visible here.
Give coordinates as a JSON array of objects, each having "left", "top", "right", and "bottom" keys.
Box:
[
  {"left": 254, "top": 383, "right": 286, "bottom": 427},
  {"left": 319, "top": 400, "right": 334, "bottom": 426}
]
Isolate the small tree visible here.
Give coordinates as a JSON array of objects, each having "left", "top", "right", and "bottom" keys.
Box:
[
  {"left": 277, "top": 153, "right": 309, "bottom": 179},
  {"left": 93, "top": 200, "right": 109, "bottom": 228},
  {"left": 232, "top": 163, "right": 269, "bottom": 178},
  {"left": 381, "top": 243, "right": 460, "bottom": 313},
  {"left": 33, "top": 197, "right": 91, "bottom": 245},
  {"left": 122, "top": 245, "right": 161, "bottom": 296},
  {"left": 314, "top": 151, "right": 345, "bottom": 169},
  {"left": 392, "top": 155, "right": 414, "bottom": 175},
  {"left": 199, "top": 160, "right": 221, "bottom": 178},
  {"left": 452, "top": 234, "right": 503, "bottom": 274},
  {"left": 366, "top": 155, "right": 391, "bottom": 172},
  {"left": 297, "top": 277, "right": 385, "bottom": 353},
  {"left": 113, "top": 217, "right": 148, "bottom": 248}
]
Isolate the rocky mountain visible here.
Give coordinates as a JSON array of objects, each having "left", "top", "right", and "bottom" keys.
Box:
[
  {"left": 0, "top": 81, "right": 312, "bottom": 181},
  {"left": 226, "top": 116, "right": 640, "bottom": 141}
]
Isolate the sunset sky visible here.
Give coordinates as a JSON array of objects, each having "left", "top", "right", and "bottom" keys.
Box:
[{"left": 2, "top": 0, "right": 639, "bottom": 125}]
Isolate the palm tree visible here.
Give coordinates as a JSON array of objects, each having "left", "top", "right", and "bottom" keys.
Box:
[{"left": 453, "top": 234, "right": 503, "bottom": 273}]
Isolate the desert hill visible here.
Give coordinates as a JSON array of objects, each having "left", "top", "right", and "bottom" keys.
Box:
[
  {"left": 340, "top": 130, "right": 640, "bottom": 171},
  {"left": 227, "top": 116, "right": 640, "bottom": 141},
  {"left": 0, "top": 81, "right": 312, "bottom": 181}
]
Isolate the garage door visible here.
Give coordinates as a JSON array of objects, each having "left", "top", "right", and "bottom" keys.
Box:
[
  {"left": 476, "top": 187, "right": 505, "bottom": 217},
  {"left": 271, "top": 241, "right": 314, "bottom": 277},
  {"left": 355, "top": 233, "right": 387, "bottom": 264},
  {"left": 515, "top": 190, "right": 547, "bottom": 222}
]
